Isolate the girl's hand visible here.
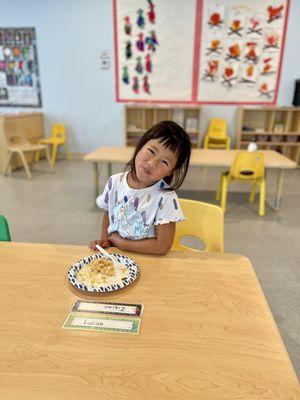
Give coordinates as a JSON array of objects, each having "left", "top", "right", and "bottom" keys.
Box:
[
  {"left": 89, "top": 239, "right": 112, "bottom": 251},
  {"left": 108, "top": 232, "right": 124, "bottom": 249}
]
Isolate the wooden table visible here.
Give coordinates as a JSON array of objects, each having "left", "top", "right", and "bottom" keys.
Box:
[
  {"left": 84, "top": 147, "right": 297, "bottom": 211},
  {"left": 0, "top": 242, "right": 298, "bottom": 399}
]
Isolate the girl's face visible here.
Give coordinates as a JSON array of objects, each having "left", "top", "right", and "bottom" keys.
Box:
[{"left": 134, "top": 139, "right": 177, "bottom": 187}]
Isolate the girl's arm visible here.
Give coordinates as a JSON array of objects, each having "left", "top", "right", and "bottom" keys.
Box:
[
  {"left": 89, "top": 212, "right": 111, "bottom": 250},
  {"left": 101, "top": 212, "right": 110, "bottom": 241},
  {"left": 109, "top": 222, "right": 175, "bottom": 255}
]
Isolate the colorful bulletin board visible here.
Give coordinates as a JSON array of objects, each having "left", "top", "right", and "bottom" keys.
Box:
[
  {"left": 0, "top": 27, "right": 42, "bottom": 107},
  {"left": 114, "top": 0, "right": 289, "bottom": 105}
]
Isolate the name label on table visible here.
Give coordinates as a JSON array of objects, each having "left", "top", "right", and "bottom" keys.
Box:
[
  {"left": 71, "top": 300, "right": 143, "bottom": 317},
  {"left": 62, "top": 313, "right": 141, "bottom": 334}
]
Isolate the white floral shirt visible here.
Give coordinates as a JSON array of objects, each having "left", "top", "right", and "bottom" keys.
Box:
[{"left": 96, "top": 171, "right": 185, "bottom": 240}]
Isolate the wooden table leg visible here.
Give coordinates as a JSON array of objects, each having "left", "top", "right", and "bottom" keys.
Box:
[
  {"left": 93, "top": 162, "right": 99, "bottom": 199},
  {"left": 274, "top": 169, "right": 284, "bottom": 211},
  {"left": 107, "top": 162, "right": 112, "bottom": 179}
]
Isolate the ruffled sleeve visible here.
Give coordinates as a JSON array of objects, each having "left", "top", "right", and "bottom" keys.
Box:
[
  {"left": 154, "top": 192, "right": 185, "bottom": 225},
  {"left": 96, "top": 175, "right": 114, "bottom": 211}
]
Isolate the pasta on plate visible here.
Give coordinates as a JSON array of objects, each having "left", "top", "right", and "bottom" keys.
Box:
[{"left": 76, "top": 258, "right": 129, "bottom": 288}]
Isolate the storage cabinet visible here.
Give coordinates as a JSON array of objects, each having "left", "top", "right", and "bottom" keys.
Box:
[
  {"left": 236, "top": 107, "right": 300, "bottom": 164},
  {"left": 125, "top": 105, "right": 201, "bottom": 148},
  {"left": 0, "top": 112, "right": 44, "bottom": 173}
]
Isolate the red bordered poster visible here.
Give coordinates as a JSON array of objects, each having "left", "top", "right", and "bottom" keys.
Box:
[{"left": 114, "top": 0, "right": 289, "bottom": 105}]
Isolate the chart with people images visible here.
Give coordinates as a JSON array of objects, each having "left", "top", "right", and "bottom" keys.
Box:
[
  {"left": 0, "top": 27, "right": 42, "bottom": 107},
  {"left": 114, "top": 0, "right": 196, "bottom": 102},
  {"left": 114, "top": 0, "right": 289, "bottom": 104}
]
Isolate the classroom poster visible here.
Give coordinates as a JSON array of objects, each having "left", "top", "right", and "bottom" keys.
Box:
[
  {"left": 114, "top": 0, "right": 197, "bottom": 102},
  {"left": 197, "top": 0, "right": 289, "bottom": 104},
  {"left": 0, "top": 27, "right": 42, "bottom": 107},
  {"left": 114, "top": 0, "right": 289, "bottom": 104}
]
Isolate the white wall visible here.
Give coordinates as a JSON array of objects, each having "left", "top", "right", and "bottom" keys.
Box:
[{"left": 0, "top": 0, "right": 299, "bottom": 151}]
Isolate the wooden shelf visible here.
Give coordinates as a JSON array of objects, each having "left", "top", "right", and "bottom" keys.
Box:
[
  {"left": 127, "top": 128, "right": 144, "bottom": 133},
  {"left": 241, "top": 141, "right": 299, "bottom": 146},
  {"left": 236, "top": 106, "right": 300, "bottom": 165},
  {"left": 242, "top": 131, "right": 300, "bottom": 136},
  {"left": 125, "top": 105, "right": 201, "bottom": 148}
]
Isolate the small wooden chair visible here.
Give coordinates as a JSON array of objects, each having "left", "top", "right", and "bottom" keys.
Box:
[
  {"left": 3, "top": 129, "right": 53, "bottom": 179},
  {"left": 172, "top": 198, "right": 224, "bottom": 253}
]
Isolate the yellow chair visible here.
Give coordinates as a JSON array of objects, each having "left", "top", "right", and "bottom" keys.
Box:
[
  {"left": 216, "top": 151, "right": 266, "bottom": 216},
  {"left": 204, "top": 118, "right": 230, "bottom": 149},
  {"left": 172, "top": 198, "right": 224, "bottom": 253},
  {"left": 36, "top": 123, "right": 70, "bottom": 165},
  {"left": 3, "top": 128, "right": 53, "bottom": 180}
]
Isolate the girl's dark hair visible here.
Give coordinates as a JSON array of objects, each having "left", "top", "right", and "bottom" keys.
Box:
[{"left": 126, "top": 120, "right": 191, "bottom": 190}]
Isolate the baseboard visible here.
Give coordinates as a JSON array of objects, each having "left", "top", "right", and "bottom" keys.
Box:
[{"left": 69, "top": 153, "right": 84, "bottom": 160}]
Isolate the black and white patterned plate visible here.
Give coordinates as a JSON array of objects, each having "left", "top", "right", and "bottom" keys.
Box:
[{"left": 67, "top": 253, "right": 139, "bottom": 293}]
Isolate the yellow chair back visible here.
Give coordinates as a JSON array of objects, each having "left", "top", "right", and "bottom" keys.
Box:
[
  {"left": 172, "top": 199, "right": 224, "bottom": 253},
  {"left": 36, "top": 122, "right": 70, "bottom": 165},
  {"left": 229, "top": 152, "right": 264, "bottom": 181},
  {"left": 51, "top": 123, "right": 66, "bottom": 142},
  {"left": 207, "top": 118, "right": 227, "bottom": 140},
  {"left": 216, "top": 151, "right": 266, "bottom": 216}
]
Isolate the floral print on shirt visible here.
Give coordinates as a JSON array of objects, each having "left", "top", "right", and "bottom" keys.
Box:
[{"left": 110, "top": 199, "right": 149, "bottom": 239}]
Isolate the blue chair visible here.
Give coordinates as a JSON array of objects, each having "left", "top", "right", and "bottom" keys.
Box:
[{"left": 0, "top": 215, "right": 11, "bottom": 241}]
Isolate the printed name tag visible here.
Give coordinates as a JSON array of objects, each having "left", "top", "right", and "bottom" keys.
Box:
[
  {"left": 62, "top": 313, "right": 141, "bottom": 334},
  {"left": 71, "top": 300, "right": 143, "bottom": 317}
]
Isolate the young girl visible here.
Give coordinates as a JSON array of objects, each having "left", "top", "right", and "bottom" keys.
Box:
[{"left": 89, "top": 120, "right": 191, "bottom": 255}]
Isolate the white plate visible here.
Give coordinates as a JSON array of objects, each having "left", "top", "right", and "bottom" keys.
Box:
[{"left": 67, "top": 253, "right": 139, "bottom": 293}]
